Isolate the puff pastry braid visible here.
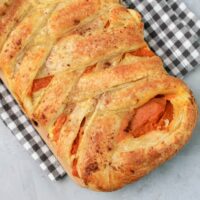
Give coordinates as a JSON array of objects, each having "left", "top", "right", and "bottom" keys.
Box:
[{"left": 0, "top": 0, "right": 198, "bottom": 191}]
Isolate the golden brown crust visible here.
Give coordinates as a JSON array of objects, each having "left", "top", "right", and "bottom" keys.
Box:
[{"left": 0, "top": 0, "right": 198, "bottom": 191}]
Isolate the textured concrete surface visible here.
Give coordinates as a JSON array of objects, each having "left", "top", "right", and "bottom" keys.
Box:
[{"left": 0, "top": 1, "right": 199, "bottom": 199}]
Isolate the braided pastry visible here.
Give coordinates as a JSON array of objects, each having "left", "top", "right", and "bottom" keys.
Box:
[{"left": 0, "top": 0, "right": 198, "bottom": 191}]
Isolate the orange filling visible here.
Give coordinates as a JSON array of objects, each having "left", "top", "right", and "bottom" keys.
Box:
[
  {"left": 71, "top": 117, "right": 86, "bottom": 155},
  {"left": 71, "top": 118, "right": 86, "bottom": 177},
  {"left": 131, "top": 46, "right": 155, "bottom": 57},
  {"left": 72, "top": 159, "right": 79, "bottom": 177},
  {"left": 52, "top": 113, "right": 67, "bottom": 142},
  {"left": 118, "top": 96, "right": 173, "bottom": 141},
  {"left": 104, "top": 20, "right": 110, "bottom": 29},
  {"left": 71, "top": 134, "right": 81, "bottom": 155},
  {"left": 83, "top": 64, "right": 96, "bottom": 75},
  {"left": 157, "top": 101, "right": 173, "bottom": 128},
  {"left": 131, "top": 97, "right": 173, "bottom": 137},
  {"left": 32, "top": 75, "right": 53, "bottom": 93}
]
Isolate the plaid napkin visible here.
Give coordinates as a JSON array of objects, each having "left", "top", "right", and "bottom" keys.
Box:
[
  {"left": 124, "top": 0, "right": 200, "bottom": 77},
  {"left": 0, "top": 0, "right": 199, "bottom": 181}
]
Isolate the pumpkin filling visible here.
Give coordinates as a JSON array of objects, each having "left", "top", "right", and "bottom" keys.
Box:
[
  {"left": 131, "top": 46, "right": 155, "bottom": 57},
  {"left": 122, "top": 96, "right": 174, "bottom": 139},
  {"left": 31, "top": 75, "right": 53, "bottom": 94},
  {"left": 72, "top": 159, "right": 79, "bottom": 177},
  {"left": 71, "top": 117, "right": 86, "bottom": 177},
  {"left": 71, "top": 117, "right": 86, "bottom": 155},
  {"left": 52, "top": 113, "right": 68, "bottom": 142}
]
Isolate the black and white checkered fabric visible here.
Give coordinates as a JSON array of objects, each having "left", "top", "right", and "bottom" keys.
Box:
[
  {"left": 124, "top": 0, "right": 200, "bottom": 77},
  {"left": 0, "top": 83, "right": 65, "bottom": 180},
  {"left": 0, "top": 0, "right": 199, "bottom": 181}
]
